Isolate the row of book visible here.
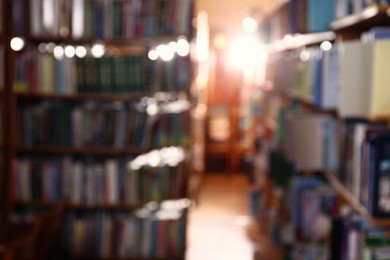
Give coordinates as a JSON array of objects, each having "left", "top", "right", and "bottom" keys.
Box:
[
  {"left": 13, "top": 156, "right": 187, "bottom": 204},
  {"left": 15, "top": 49, "right": 191, "bottom": 94},
  {"left": 290, "top": 178, "right": 337, "bottom": 242},
  {"left": 271, "top": 45, "right": 339, "bottom": 110},
  {"left": 279, "top": 111, "right": 338, "bottom": 172},
  {"left": 330, "top": 213, "right": 390, "bottom": 259},
  {"left": 260, "top": 0, "right": 390, "bottom": 43},
  {"left": 338, "top": 119, "right": 390, "bottom": 217},
  {"left": 64, "top": 210, "right": 186, "bottom": 258},
  {"left": 336, "top": 0, "right": 390, "bottom": 19},
  {"left": 12, "top": 0, "right": 193, "bottom": 38},
  {"left": 16, "top": 101, "right": 190, "bottom": 148},
  {"left": 276, "top": 108, "right": 390, "bottom": 217},
  {"left": 270, "top": 30, "right": 390, "bottom": 117}
]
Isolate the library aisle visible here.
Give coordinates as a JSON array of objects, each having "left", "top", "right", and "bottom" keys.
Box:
[{"left": 186, "top": 173, "right": 280, "bottom": 260}]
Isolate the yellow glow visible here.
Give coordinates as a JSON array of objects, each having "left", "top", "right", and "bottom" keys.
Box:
[{"left": 213, "top": 34, "right": 226, "bottom": 50}]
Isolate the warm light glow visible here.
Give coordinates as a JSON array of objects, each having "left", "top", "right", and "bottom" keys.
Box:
[
  {"left": 213, "top": 34, "right": 226, "bottom": 50},
  {"left": 53, "top": 46, "right": 64, "bottom": 59},
  {"left": 195, "top": 11, "right": 209, "bottom": 62},
  {"left": 177, "top": 38, "right": 190, "bottom": 57},
  {"left": 242, "top": 16, "right": 258, "bottom": 34},
  {"left": 10, "top": 37, "right": 25, "bottom": 51},
  {"left": 75, "top": 46, "right": 87, "bottom": 58},
  {"left": 91, "top": 43, "right": 105, "bottom": 58},
  {"left": 300, "top": 50, "right": 311, "bottom": 61},
  {"left": 148, "top": 50, "right": 158, "bottom": 61},
  {"left": 228, "top": 35, "right": 267, "bottom": 72},
  {"left": 64, "top": 45, "right": 76, "bottom": 58},
  {"left": 146, "top": 103, "right": 159, "bottom": 115},
  {"left": 282, "top": 34, "right": 295, "bottom": 47},
  {"left": 157, "top": 44, "right": 174, "bottom": 61},
  {"left": 320, "top": 41, "right": 332, "bottom": 51},
  {"left": 168, "top": 41, "right": 177, "bottom": 52}
]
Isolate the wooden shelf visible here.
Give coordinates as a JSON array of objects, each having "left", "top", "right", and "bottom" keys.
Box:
[
  {"left": 266, "top": 31, "right": 336, "bottom": 54},
  {"left": 15, "top": 91, "right": 189, "bottom": 103},
  {"left": 13, "top": 199, "right": 191, "bottom": 211},
  {"left": 330, "top": 4, "right": 390, "bottom": 32},
  {"left": 15, "top": 145, "right": 149, "bottom": 155},
  {"left": 15, "top": 92, "right": 151, "bottom": 102},
  {"left": 19, "top": 34, "right": 190, "bottom": 47},
  {"left": 323, "top": 171, "right": 390, "bottom": 227},
  {"left": 72, "top": 255, "right": 185, "bottom": 260}
]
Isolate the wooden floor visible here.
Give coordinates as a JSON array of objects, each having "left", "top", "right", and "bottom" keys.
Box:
[{"left": 186, "top": 173, "right": 281, "bottom": 260}]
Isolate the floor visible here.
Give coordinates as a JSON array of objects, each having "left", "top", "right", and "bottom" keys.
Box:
[{"left": 186, "top": 173, "right": 280, "bottom": 260}]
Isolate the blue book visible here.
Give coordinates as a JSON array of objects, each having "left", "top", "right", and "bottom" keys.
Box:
[{"left": 307, "top": 0, "right": 337, "bottom": 32}]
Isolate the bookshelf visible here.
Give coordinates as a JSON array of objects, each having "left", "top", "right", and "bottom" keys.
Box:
[
  {"left": 252, "top": 1, "right": 390, "bottom": 258},
  {"left": 0, "top": 0, "right": 196, "bottom": 258}
]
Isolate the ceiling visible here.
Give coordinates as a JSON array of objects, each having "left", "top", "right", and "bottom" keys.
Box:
[{"left": 195, "top": 0, "right": 286, "bottom": 40}]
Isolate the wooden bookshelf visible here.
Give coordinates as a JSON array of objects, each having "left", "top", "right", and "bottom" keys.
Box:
[
  {"left": 266, "top": 31, "right": 336, "bottom": 54},
  {"left": 330, "top": 4, "right": 390, "bottom": 33},
  {"left": 323, "top": 171, "right": 390, "bottom": 227},
  {"left": 15, "top": 145, "right": 149, "bottom": 156},
  {"left": 13, "top": 200, "right": 192, "bottom": 211},
  {"left": 15, "top": 92, "right": 151, "bottom": 102},
  {"left": 22, "top": 35, "right": 190, "bottom": 47}
]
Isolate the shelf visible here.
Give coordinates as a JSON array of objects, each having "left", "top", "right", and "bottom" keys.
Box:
[
  {"left": 323, "top": 171, "right": 390, "bottom": 227},
  {"left": 330, "top": 4, "right": 390, "bottom": 32},
  {"left": 15, "top": 92, "right": 151, "bottom": 102},
  {"left": 15, "top": 91, "right": 190, "bottom": 103},
  {"left": 13, "top": 199, "right": 192, "bottom": 211},
  {"left": 18, "top": 34, "right": 190, "bottom": 47},
  {"left": 265, "top": 31, "right": 336, "bottom": 54},
  {"left": 15, "top": 145, "right": 149, "bottom": 156},
  {"left": 72, "top": 256, "right": 185, "bottom": 260}
]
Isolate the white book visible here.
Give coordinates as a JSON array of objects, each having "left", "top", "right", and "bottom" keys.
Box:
[
  {"left": 321, "top": 44, "right": 340, "bottom": 109},
  {"left": 105, "top": 159, "right": 118, "bottom": 204},
  {"left": 286, "top": 113, "right": 330, "bottom": 171},
  {"left": 72, "top": 0, "right": 84, "bottom": 38},
  {"left": 339, "top": 40, "right": 372, "bottom": 117},
  {"left": 30, "top": 0, "right": 42, "bottom": 35}
]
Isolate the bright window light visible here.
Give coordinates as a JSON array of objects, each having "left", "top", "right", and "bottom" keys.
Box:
[{"left": 10, "top": 37, "right": 25, "bottom": 51}]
